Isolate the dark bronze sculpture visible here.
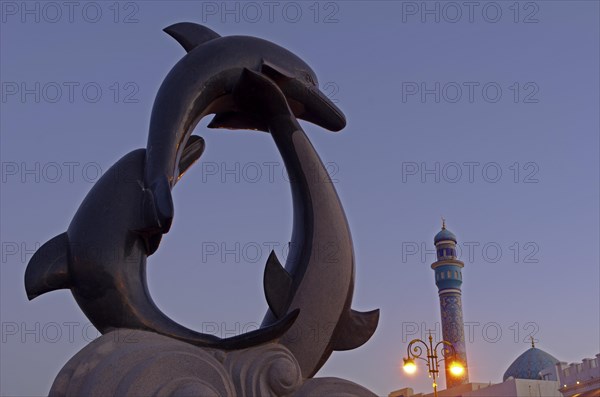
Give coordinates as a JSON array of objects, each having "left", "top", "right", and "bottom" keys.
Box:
[
  {"left": 142, "top": 22, "right": 345, "bottom": 253},
  {"left": 231, "top": 69, "right": 379, "bottom": 377},
  {"left": 25, "top": 23, "right": 378, "bottom": 387}
]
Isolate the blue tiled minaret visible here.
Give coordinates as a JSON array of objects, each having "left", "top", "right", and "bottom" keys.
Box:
[{"left": 432, "top": 220, "right": 469, "bottom": 388}]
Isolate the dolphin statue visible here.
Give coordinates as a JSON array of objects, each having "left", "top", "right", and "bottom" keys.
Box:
[
  {"left": 142, "top": 22, "right": 346, "bottom": 250},
  {"left": 24, "top": 142, "right": 300, "bottom": 349},
  {"left": 230, "top": 69, "right": 380, "bottom": 377},
  {"left": 26, "top": 22, "right": 360, "bottom": 349}
]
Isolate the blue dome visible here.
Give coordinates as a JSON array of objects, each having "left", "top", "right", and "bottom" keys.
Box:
[
  {"left": 434, "top": 228, "right": 457, "bottom": 244},
  {"left": 503, "top": 347, "right": 559, "bottom": 381}
]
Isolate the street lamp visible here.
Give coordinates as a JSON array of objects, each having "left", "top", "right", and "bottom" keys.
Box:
[{"left": 402, "top": 330, "right": 465, "bottom": 397}]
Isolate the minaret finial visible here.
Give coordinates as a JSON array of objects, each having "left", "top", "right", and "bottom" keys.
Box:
[
  {"left": 441, "top": 217, "right": 446, "bottom": 230},
  {"left": 530, "top": 336, "right": 535, "bottom": 348}
]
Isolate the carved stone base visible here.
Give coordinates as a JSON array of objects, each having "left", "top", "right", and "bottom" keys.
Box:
[{"left": 49, "top": 329, "right": 376, "bottom": 397}]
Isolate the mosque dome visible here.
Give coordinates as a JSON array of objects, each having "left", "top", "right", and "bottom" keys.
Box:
[
  {"left": 434, "top": 220, "right": 457, "bottom": 244},
  {"left": 503, "top": 344, "right": 560, "bottom": 381}
]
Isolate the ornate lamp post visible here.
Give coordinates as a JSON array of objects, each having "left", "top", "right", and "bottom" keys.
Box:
[{"left": 403, "top": 330, "right": 465, "bottom": 397}]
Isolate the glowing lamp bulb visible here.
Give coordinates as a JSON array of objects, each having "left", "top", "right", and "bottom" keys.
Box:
[
  {"left": 450, "top": 362, "right": 465, "bottom": 376},
  {"left": 403, "top": 358, "right": 417, "bottom": 374}
]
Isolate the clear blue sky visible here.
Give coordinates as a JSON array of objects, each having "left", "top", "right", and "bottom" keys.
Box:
[{"left": 1, "top": 1, "right": 598, "bottom": 396}]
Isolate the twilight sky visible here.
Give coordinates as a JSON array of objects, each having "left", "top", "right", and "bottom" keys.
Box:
[{"left": 1, "top": 1, "right": 598, "bottom": 396}]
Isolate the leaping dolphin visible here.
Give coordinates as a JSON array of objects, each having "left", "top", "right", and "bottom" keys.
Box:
[
  {"left": 231, "top": 70, "right": 380, "bottom": 377},
  {"left": 25, "top": 22, "right": 357, "bottom": 349},
  {"left": 142, "top": 22, "right": 346, "bottom": 250},
  {"left": 24, "top": 143, "right": 299, "bottom": 349}
]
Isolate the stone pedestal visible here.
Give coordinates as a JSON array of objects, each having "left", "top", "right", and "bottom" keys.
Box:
[{"left": 49, "top": 329, "right": 377, "bottom": 397}]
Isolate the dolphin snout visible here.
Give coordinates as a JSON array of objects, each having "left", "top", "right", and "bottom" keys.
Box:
[
  {"left": 304, "top": 86, "right": 346, "bottom": 132},
  {"left": 285, "top": 84, "right": 346, "bottom": 132}
]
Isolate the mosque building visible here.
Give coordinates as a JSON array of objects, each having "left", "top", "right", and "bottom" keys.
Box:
[
  {"left": 503, "top": 338, "right": 560, "bottom": 382},
  {"left": 389, "top": 223, "right": 600, "bottom": 397}
]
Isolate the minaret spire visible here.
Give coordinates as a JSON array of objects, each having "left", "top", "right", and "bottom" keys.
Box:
[{"left": 432, "top": 222, "right": 469, "bottom": 388}]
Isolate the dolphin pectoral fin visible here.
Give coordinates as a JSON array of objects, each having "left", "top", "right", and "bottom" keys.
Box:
[
  {"left": 163, "top": 22, "right": 221, "bottom": 52},
  {"left": 25, "top": 232, "right": 71, "bottom": 300},
  {"left": 263, "top": 250, "right": 292, "bottom": 319},
  {"left": 208, "top": 112, "right": 270, "bottom": 132},
  {"left": 177, "top": 135, "right": 205, "bottom": 182},
  {"left": 331, "top": 308, "right": 380, "bottom": 351}
]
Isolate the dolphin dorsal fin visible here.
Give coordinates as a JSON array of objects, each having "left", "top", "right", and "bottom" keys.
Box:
[
  {"left": 163, "top": 23, "right": 221, "bottom": 52},
  {"left": 25, "top": 232, "right": 71, "bottom": 300},
  {"left": 331, "top": 308, "right": 380, "bottom": 351},
  {"left": 263, "top": 250, "right": 292, "bottom": 318}
]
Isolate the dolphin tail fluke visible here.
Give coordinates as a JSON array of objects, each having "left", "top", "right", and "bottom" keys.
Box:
[
  {"left": 263, "top": 250, "right": 292, "bottom": 318},
  {"left": 163, "top": 22, "right": 221, "bottom": 52},
  {"left": 331, "top": 308, "right": 380, "bottom": 351},
  {"left": 25, "top": 232, "right": 71, "bottom": 300}
]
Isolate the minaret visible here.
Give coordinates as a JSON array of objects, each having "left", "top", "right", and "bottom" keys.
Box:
[{"left": 431, "top": 219, "right": 469, "bottom": 388}]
